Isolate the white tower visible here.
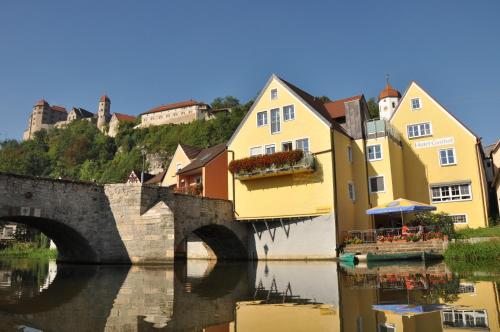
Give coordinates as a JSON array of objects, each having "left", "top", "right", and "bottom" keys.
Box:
[
  {"left": 378, "top": 77, "right": 401, "bottom": 121},
  {"left": 97, "top": 95, "right": 111, "bottom": 132}
]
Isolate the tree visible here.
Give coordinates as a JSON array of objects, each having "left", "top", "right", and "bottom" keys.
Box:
[
  {"left": 211, "top": 96, "right": 240, "bottom": 109},
  {"left": 367, "top": 98, "right": 379, "bottom": 119},
  {"left": 316, "top": 96, "right": 331, "bottom": 103}
]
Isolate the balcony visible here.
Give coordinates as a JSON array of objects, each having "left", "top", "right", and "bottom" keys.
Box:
[
  {"left": 365, "top": 119, "right": 400, "bottom": 142},
  {"left": 174, "top": 183, "right": 203, "bottom": 196},
  {"left": 230, "top": 150, "right": 315, "bottom": 181}
]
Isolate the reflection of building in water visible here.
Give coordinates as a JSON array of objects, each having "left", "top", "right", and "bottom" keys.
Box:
[
  {"left": 441, "top": 281, "right": 500, "bottom": 331},
  {"left": 339, "top": 263, "right": 500, "bottom": 332},
  {"left": 40, "top": 260, "right": 57, "bottom": 291},
  {"left": 0, "top": 270, "right": 11, "bottom": 288}
]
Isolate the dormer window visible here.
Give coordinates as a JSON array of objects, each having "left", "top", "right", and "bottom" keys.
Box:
[
  {"left": 411, "top": 97, "right": 422, "bottom": 110},
  {"left": 271, "top": 89, "right": 278, "bottom": 100}
]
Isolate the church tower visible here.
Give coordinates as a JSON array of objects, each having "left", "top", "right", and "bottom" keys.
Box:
[
  {"left": 97, "top": 95, "right": 111, "bottom": 132},
  {"left": 378, "top": 77, "right": 401, "bottom": 121}
]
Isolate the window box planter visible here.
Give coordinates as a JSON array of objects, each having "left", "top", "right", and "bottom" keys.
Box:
[{"left": 230, "top": 151, "right": 315, "bottom": 181}]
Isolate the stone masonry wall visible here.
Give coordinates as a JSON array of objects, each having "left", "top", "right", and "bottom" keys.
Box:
[{"left": 344, "top": 240, "right": 448, "bottom": 255}]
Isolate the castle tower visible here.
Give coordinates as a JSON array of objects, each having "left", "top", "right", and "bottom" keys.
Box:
[
  {"left": 378, "top": 77, "right": 401, "bottom": 121},
  {"left": 97, "top": 95, "right": 111, "bottom": 132}
]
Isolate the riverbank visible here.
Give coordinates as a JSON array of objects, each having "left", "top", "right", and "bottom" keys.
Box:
[
  {"left": 444, "top": 240, "right": 500, "bottom": 272},
  {"left": 0, "top": 243, "right": 57, "bottom": 259},
  {"left": 455, "top": 225, "right": 500, "bottom": 239}
]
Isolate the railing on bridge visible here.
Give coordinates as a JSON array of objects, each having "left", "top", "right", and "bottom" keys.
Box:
[{"left": 343, "top": 226, "right": 442, "bottom": 244}]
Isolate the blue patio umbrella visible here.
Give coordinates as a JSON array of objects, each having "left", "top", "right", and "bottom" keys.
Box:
[
  {"left": 366, "top": 198, "right": 437, "bottom": 215},
  {"left": 372, "top": 304, "right": 448, "bottom": 316}
]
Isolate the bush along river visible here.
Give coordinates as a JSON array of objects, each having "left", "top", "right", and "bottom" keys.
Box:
[{"left": 0, "top": 257, "right": 499, "bottom": 332}]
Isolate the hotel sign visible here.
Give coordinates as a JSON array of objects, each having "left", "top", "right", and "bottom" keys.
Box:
[{"left": 414, "top": 137, "right": 454, "bottom": 149}]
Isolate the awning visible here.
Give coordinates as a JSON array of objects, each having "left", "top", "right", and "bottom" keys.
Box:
[{"left": 366, "top": 198, "right": 436, "bottom": 215}]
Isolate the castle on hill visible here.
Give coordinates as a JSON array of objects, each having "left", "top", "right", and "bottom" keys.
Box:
[{"left": 23, "top": 95, "right": 136, "bottom": 140}]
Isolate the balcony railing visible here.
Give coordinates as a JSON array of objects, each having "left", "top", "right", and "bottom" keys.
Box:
[
  {"left": 233, "top": 152, "right": 315, "bottom": 181},
  {"left": 344, "top": 226, "right": 443, "bottom": 244},
  {"left": 174, "top": 183, "right": 203, "bottom": 196},
  {"left": 365, "top": 119, "right": 400, "bottom": 141}
]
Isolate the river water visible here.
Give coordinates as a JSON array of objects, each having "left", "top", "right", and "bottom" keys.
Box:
[{"left": 0, "top": 258, "right": 498, "bottom": 332}]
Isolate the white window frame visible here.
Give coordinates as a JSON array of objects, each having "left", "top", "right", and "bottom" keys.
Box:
[
  {"left": 257, "top": 111, "right": 268, "bottom": 127},
  {"left": 347, "top": 146, "right": 353, "bottom": 163},
  {"left": 348, "top": 182, "right": 356, "bottom": 202},
  {"left": 450, "top": 214, "right": 468, "bottom": 224},
  {"left": 407, "top": 122, "right": 432, "bottom": 139},
  {"left": 265, "top": 144, "right": 276, "bottom": 155},
  {"left": 442, "top": 309, "right": 488, "bottom": 328},
  {"left": 283, "top": 104, "right": 295, "bottom": 121},
  {"left": 439, "top": 147, "right": 457, "bottom": 166},
  {"left": 369, "top": 175, "right": 385, "bottom": 193},
  {"left": 249, "top": 146, "right": 263, "bottom": 157},
  {"left": 270, "top": 108, "right": 281, "bottom": 134},
  {"left": 295, "top": 138, "right": 310, "bottom": 153},
  {"left": 367, "top": 144, "right": 383, "bottom": 161},
  {"left": 271, "top": 88, "right": 278, "bottom": 100},
  {"left": 281, "top": 141, "right": 293, "bottom": 152},
  {"left": 410, "top": 97, "right": 422, "bottom": 110},
  {"left": 430, "top": 183, "right": 472, "bottom": 203},
  {"left": 176, "top": 163, "right": 182, "bottom": 172}
]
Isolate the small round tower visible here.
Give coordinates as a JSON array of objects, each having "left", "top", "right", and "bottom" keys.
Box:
[
  {"left": 378, "top": 78, "right": 401, "bottom": 121},
  {"left": 97, "top": 95, "right": 111, "bottom": 132}
]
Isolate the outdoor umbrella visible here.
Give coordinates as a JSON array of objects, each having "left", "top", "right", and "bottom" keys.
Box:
[{"left": 366, "top": 198, "right": 437, "bottom": 226}]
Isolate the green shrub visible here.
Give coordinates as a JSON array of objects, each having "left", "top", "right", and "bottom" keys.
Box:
[
  {"left": 408, "top": 212, "right": 455, "bottom": 239},
  {"left": 444, "top": 240, "right": 500, "bottom": 263}
]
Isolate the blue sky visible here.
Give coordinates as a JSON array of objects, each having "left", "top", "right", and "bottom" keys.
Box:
[{"left": 0, "top": 1, "right": 499, "bottom": 144}]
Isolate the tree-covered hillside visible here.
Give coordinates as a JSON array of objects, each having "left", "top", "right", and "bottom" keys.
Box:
[{"left": 0, "top": 97, "right": 250, "bottom": 183}]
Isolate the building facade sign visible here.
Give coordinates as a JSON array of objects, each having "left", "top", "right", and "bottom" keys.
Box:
[{"left": 414, "top": 137, "right": 454, "bottom": 149}]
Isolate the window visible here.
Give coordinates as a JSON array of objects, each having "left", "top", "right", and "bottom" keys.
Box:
[
  {"left": 257, "top": 111, "right": 268, "bottom": 127},
  {"left": 450, "top": 214, "right": 467, "bottom": 224},
  {"left": 431, "top": 183, "right": 471, "bottom": 202},
  {"left": 369, "top": 176, "right": 385, "bottom": 193},
  {"left": 296, "top": 138, "right": 309, "bottom": 153},
  {"left": 282, "top": 141, "right": 293, "bottom": 152},
  {"left": 250, "top": 146, "right": 263, "bottom": 156},
  {"left": 176, "top": 163, "right": 182, "bottom": 172},
  {"left": 348, "top": 182, "right": 356, "bottom": 202},
  {"left": 378, "top": 324, "right": 395, "bottom": 332},
  {"left": 367, "top": 144, "right": 382, "bottom": 161},
  {"left": 442, "top": 309, "right": 488, "bottom": 328},
  {"left": 196, "top": 176, "right": 202, "bottom": 184},
  {"left": 411, "top": 97, "right": 422, "bottom": 110},
  {"left": 407, "top": 122, "right": 431, "bottom": 138},
  {"left": 271, "top": 88, "right": 278, "bottom": 100},
  {"left": 270, "top": 108, "right": 280, "bottom": 134},
  {"left": 265, "top": 144, "right": 276, "bottom": 155},
  {"left": 283, "top": 105, "right": 295, "bottom": 121},
  {"left": 439, "top": 148, "right": 456, "bottom": 166},
  {"left": 458, "top": 283, "right": 476, "bottom": 293},
  {"left": 347, "top": 146, "right": 353, "bottom": 163}
]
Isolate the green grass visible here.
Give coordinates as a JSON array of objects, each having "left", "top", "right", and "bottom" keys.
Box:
[
  {"left": 0, "top": 243, "right": 57, "bottom": 259},
  {"left": 455, "top": 225, "right": 500, "bottom": 239},
  {"left": 444, "top": 240, "right": 500, "bottom": 264}
]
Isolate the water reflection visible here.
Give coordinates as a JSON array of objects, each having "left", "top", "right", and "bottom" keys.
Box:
[{"left": 0, "top": 258, "right": 498, "bottom": 332}]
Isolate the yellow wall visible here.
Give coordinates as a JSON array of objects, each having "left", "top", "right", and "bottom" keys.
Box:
[
  {"left": 235, "top": 302, "right": 340, "bottom": 332},
  {"left": 162, "top": 145, "right": 191, "bottom": 187},
  {"left": 228, "top": 76, "right": 335, "bottom": 220},
  {"left": 352, "top": 139, "right": 371, "bottom": 229},
  {"left": 390, "top": 82, "right": 489, "bottom": 228}
]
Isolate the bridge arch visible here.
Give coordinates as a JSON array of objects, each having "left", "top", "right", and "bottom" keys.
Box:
[
  {"left": 0, "top": 215, "right": 98, "bottom": 263},
  {"left": 191, "top": 224, "right": 248, "bottom": 260}
]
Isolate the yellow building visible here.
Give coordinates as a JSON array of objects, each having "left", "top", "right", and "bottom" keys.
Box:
[
  {"left": 227, "top": 75, "right": 491, "bottom": 258},
  {"left": 389, "top": 81, "right": 490, "bottom": 228}
]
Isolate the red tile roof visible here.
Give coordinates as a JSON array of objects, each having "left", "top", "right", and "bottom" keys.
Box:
[
  {"left": 100, "top": 95, "right": 110, "bottom": 103},
  {"left": 178, "top": 143, "right": 226, "bottom": 174},
  {"left": 323, "top": 96, "right": 363, "bottom": 119},
  {"left": 51, "top": 105, "right": 67, "bottom": 113},
  {"left": 113, "top": 113, "right": 136, "bottom": 122},
  {"left": 179, "top": 143, "right": 203, "bottom": 160},
  {"left": 379, "top": 82, "right": 401, "bottom": 101},
  {"left": 142, "top": 100, "right": 207, "bottom": 115},
  {"left": 35, "top": 99, "right": 49, "bottom": 107},
  {"left": 144, "top": 171, "right": 167, "bottom": 185}
]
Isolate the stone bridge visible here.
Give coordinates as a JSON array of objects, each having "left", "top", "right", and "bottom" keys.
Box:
[{"left": 0, "top": 173, "right": 249, "bottom": 263}]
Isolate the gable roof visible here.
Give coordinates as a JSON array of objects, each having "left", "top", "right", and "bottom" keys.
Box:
[
  {"left": 144, "top": 171, "right": 167, "bottom": 185},
  {"left": 179, "top": 143, "right": 203, "bottom": 160},
  {"left": 227, "top": 74, "right": 350, "bottom": 146},
  {"left": 113, "top": 113, "right": 136, "bottom": 122},
  {"left": 142, "top": 100, "right": 208, "bottom": 115},
  {"left": 389, "top": 81, "right": 479, "bottom": 140},
  {"left": 178, "top": 143, "right": 226, "bottom": 174},
  {"left": 51, "top": 105, "right": 67, "bottom": 113},
  {"left": 71, "top": 107, "right": 94, "bottom": 118},
  {"left": 323, "top": 95, "right": 363, "bottom": 119}
]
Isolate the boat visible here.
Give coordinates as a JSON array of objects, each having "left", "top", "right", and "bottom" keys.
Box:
[
  {"left": 339, "top": 252, "right": 357, "bottom": 264},
  {"left": 366, "top": 251, "right": 442, "bottom": 262}
]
